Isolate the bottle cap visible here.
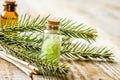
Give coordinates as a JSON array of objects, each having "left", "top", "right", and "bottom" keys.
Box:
[
  {"left": 5, "top": 0, "right": 16, "bottom": 2},
  {"left": 47, "top": 20, "right": 60, "bottom": 25},
  {"left": 47, "top": 20, "right": 60, "bottom": 30},
  {"left": 5, "top": 0, "right": 16, "bottom": 5}
]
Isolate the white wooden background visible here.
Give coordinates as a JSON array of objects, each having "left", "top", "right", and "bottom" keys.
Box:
[{"left": 0, "top": 0, "right": 120, "bottom": 80}]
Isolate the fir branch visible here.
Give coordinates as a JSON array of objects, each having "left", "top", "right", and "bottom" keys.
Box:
[
  {"left": 0, "top": 15, "right": 50, "bottom": 33},
  {"left": 1, "top": 15, "right": 97, "bottom": 41},
  {"left": 0, "top": 35, "right": 68, "bottom": 77},
  {"left": 59, "top": 18, "right": 98, "bottom": 42},
  {"left": 2, "top": 31, "right": 71, "bottom": 52},
  {"left": 0, "top": 14, "right": 114, "bottom": 80},
  {"left": 4, "top": 31, "right": 43, "bottom": 51},
  {"left": 0, "top": 39, "right": 68, "bottom": 79},
  {"left": 0, "top": 34, "right": 113, "bottom": 62},
  {"left": 0, "top": 36, "right": 41, "bottom": 51},
  {"left": 61, "top": 42, "right": 113, "bottom": 62}
]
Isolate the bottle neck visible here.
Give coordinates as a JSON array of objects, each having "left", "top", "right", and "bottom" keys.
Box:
[
  {"left": 3, "top": 3, "right": 16, "bottom": 12},
  {"left": 44, "top": 29, "right": 60, "bottom": 34},
  {"left": 46, "top": 24, "right": 59, "bottom": 30}
]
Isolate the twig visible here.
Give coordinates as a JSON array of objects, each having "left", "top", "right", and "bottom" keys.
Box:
[
  {"left": 6, "top": 53, "right": 39, "bottom": 73},
  {"left": 0, "top": 51, "right": 32, "bottom": 76},
  {"left": 0, "top": 43, "right": 39, "bottom": 74}
]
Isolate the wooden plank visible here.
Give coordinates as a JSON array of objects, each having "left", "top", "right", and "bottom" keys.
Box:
[
  {"left": 32, "top": 75, "right": 64, "bottom": 80},
  {"left": 66, "top": 61, "right": 114, "bottom": 80},
  {"left": 0, "top": 0, "right": 120, "bottom": 80},
  {"left": 32, "top": 61, "right": 120, "bottom": 80},
  {"left": 16, "top": 0, "right": 120, "bottom": 80},
  {"left": 0, "top": 58, "right": 31, "bottom": 80},
  {"left": 80, "top": 62, "right": 116, "bottom": 80},
  {"left": 95, "top": 62, "right": 120, "bottom": 80}
]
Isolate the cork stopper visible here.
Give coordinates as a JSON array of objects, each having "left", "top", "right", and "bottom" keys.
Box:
[
  {"left": 5, "top": 0, "right": 16, "bottom": 2},
  {"left": 5, "top": 0, "right": 16, "bottom": 5},
  {"left": 47, "top": 20, "right": 60, "bottom": 30},
  {"left": 3, "top": 0, "right": 17, "bottom": 11},
  {"left": 47, "top": 20, "right": 60, "bottom": 25}
]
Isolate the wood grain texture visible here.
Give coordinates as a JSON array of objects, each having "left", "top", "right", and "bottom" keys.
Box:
[
  {"left": 0, "top": 58, "right": 31, "bottom": 80},
  {"left": 66, "top": 61, "right": 114, "bottom": 80},
  {"left": 32, "top": 61, "right": 120, "bottom": 80},
  {"left": 0, "top": 0, "right": 120, "bottom": 80},
  {"left": 32, "top": 75, "right": 64, "bottom": 80}
]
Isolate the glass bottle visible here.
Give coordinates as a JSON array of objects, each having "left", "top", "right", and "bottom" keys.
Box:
[
  {"left": 1, "top": 0, "right": 18, "bottom": 27},
  {"left": 40, "top": 20, "right": 61, "bottom": 66}
]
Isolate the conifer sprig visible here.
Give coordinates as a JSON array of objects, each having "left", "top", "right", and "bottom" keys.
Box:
[
  {"left": 61, "top": 42, "right": 113, "bottom": 62},
  {"left": 0, "top": 15, "right": 49, "bottom": 32},
  {"left": 59, "top": 18, "right": 98, "bottom": 42},
  {"left": 0, "top": 15, "right": 97, "bottom": 42},
  {"left": 1, "top": 33, "right": 113, "bottom": 62},
  {"left": 0, "top": 14, "right": 114, "bottom": 79},
  {"left": 0, "top": 37, "right": 68, "bottom": 79}
]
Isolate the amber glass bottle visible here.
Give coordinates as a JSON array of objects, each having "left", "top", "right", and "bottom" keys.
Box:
[{"left": 1, "top": 1, "right": 18, "bottom": 27}]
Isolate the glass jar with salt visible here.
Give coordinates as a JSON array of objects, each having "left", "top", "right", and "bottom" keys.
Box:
[{"left": 40, "top": 20, "right": 61, "bottom": 66}]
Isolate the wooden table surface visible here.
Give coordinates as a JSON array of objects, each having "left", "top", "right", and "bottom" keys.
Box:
[{"left": 0, "top": 0, "right": 120, "bottom": 80}]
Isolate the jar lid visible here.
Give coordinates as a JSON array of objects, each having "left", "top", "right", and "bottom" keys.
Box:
[
  {"left": 5, "top": 0, "right": 16, "bottom": 2},
  {"left": 47, "top": 20, "right": 60, "bottom": 25},
  {"left": 46, "top": 20, "right": 60, "bottom": 30},
  {"left": 5, "top": 0, "right": 16, "bottom": 5}
]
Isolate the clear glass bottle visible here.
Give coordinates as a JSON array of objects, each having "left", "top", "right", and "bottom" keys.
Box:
[
  {"left": 1, "top": 0, "right": 18, "bottom": 27},
  {"left": 40, "top": 20, "right": 61, "bottom": 66}
]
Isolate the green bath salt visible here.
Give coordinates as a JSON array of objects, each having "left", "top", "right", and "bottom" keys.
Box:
[{"left": 40, "top": 34, "right": 61, "bottom": 65}]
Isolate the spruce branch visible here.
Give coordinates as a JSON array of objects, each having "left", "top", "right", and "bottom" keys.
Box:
[
  {"left": 1, "top": 15, "right": 97, "bottom": 41},
  {"left": 0, "top": 34, "right": 113, "bottom": 62},
  {"left": 0, "top": 15, "right": 50, "bottom": 33},
  {"left": 3, "top": 31, "right": 43, "bottom": 51},
  {"left": 0, "top": 39, "right": 68, "bottom": 79},
  {"left": 0, "top": 14, "right": 114, "bottom": 80},
  {"left": 0, "top": 33, "right": 68, "bottom": 76},
  {"left": 59, "top": 18, "right": 98, "bottom": 42},
  {"left": 0, "top": 35, "right": 41, "bottom": 51},
  {"left": 2, "top": 31, "right": 71, "bottom": 52},
  {"left": 61, "top": 42, "right": 113, "bottom": 62}
]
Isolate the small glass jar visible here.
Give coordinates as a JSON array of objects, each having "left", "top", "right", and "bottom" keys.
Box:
[{"left": 40, "top": 20, "right": 61, "bottom": 66}]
